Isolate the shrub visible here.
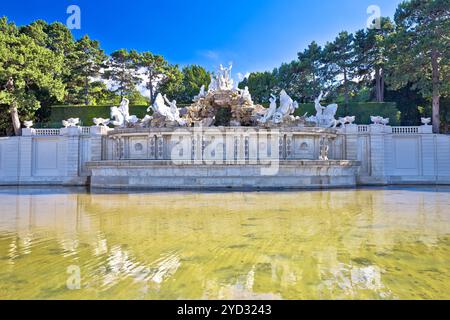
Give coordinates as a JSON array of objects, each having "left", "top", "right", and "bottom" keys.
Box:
[
  {"left": 294, "top": 102, "right": 400, "bottom": 125},
  {"left": 44, "top": 102, "right": 400, "bottom": 128},
  {"left": 46, "top": 105, "right": 149, "bottom": 127}
]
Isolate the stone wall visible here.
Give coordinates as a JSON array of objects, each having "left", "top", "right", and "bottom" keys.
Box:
[
  {"left": 342, "top": 124, "right": 450, "bottom": 185},
  {"left": 0, "top": 124, "right": 449, "bottom": 188}
]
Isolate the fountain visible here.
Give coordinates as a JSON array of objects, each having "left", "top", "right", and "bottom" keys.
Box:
[{"left": 85, "top": 65, "right": 360, "bottom": 189}]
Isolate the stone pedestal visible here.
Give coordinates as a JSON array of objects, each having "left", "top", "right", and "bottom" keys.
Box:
[
  {"left": 90, "top": 125, "right": 110, "bottom": 136},
  {"left": 61, "top": 126, "right": 81, "bottom": 136},
  {"left": 420, "top": 125, "right": 433, "bottom": 134},
  {"left": 21, "top": 128, "right": 36, "bottom": 136}
]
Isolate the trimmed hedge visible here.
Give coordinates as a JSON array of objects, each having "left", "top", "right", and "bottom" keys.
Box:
[
  {"left": 45, "top": 102, "right": 400, "bottom": 127},
  {"left": 294, "top": 102, "right": 400, "bottom": 125},
  {"left": 46, "top": 105, "right": 149, "bottom": 127}
]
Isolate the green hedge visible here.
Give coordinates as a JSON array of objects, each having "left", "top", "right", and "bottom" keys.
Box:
[
  {"left": 46, "top": 105, "right": 149, "bottom": 127},
  {"left": 294, "top": 102, "right": 400, "bottom": 125},
  {"left": 45, "top": 102, "right": 400, "bottom": 127}
]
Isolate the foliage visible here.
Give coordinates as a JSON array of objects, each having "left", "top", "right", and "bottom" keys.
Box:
[
  {"left": 321, "top": 31, "right": 357, "bottom": 106},
  {"left": 137, "top": 52, "right": 182, "bottom": 103},
  {"left": 1, "top": 0, "right": 449, "bottom": 134},
  {"left": 293, "top": 102, "right": 400, "bottom": 125},
  {"left": 0, "top": 17, "right": 65, "bottom": 135},
  {"left": 296, "top": 41, "right": 324, "bottom": 101},
  {"left": 238, "top": 71, "right": 277, "bottom": 104},
  {"left": 167, "top": 65, "right": 210, "bottom": 104},
  {"left": 66, "top": 35, "right": 107, "bottom": 105},
  {"left": 47, "top": 105, "right": 149, "bottom": 127},
  {"left": 103, "top": 49, "right": 141, "bottom": 98},
  {"left": 353, "top": 18, "right": 394, "bottom": 102},
  {"left": 385, "top": 83, "right": 427, "bottom": 126},
  {"left": 386, "top": 0, "right": 449, "bottom": 132}
]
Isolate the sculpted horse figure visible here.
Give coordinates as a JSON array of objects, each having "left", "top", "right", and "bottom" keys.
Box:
[
  {"left": 110, "top": 106, "right": 126, "bottom": 127},
  {"left": 311, "top": 91, "right": 338, "bottom": 128},
  {"left": 258, "top": 94, "right": 278, "bottom": 124},
  {"left": 273, "top": 90, "right": 299, "bottom": 124},
  {"left": 149, "top": 93, "right": 186, "bottom": 126},
  {"left": 111, "top": 98, "right": 139, "bottom": 127},
  {"left": 150, "top": 93, "right": 176, "bottom": 121}
]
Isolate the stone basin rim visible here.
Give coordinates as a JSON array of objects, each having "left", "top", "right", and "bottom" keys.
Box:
[
  {"left": 86, "top": 159, "right": 361, "bottom": 168},
  {"left": 107, "top": 126, "right": 340, "bottom": 136}
]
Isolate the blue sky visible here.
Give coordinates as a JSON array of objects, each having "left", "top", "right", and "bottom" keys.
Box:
[{"left": 1, "top": 0, "right": 403, "bottom": 79}]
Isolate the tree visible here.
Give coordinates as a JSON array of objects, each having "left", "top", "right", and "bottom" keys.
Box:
[
  {"left": 86, "top": 81, "right": 118, "bottom": 106},
  {"left": 128, "top": 88, "right": 149, "bottom": 105},
  {"left": 385, "top": 83, "right": 426, "bottom": 126},
  {"left": 354, "top": 18, "right": 394, "bottom": 102},
  {"left": 297, "top": 41, "right": 324, "bottom": 101},
  {"left": 0, "top": 17, "right": 64, "bottom": 135},
  {"left": 19, "top": 20, "right": 49, "bottom": 47},
  {"left": 387, "top": 0, "right": 450, "bottom": 133},
  {"left": 238, "top": 71, "right": 277, "bottom": 104},
  {"left": 322, "top": 31, "right": 357, "bottom": 107},
  {"left": 137, "top": 52, "right": 182, "bottom": 103},
  {"left": 103, "top": 49, "right": 140, "bottom": 98},
  {"left": 20, "top": 20, "right": 84, "bottom": 106},
  {"left": 273, "top": 61, "right": 304, "bottom": 102},
  {"left": 179, "top": 65, "right": 210, "bottom": 103},
  {"left": 69, "top": 36, "right": 107, "bottom": 105}
]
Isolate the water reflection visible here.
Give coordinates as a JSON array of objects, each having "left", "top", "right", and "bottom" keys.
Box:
[{"left": 0, "top": 187, "right": 449, "bottom": 299}]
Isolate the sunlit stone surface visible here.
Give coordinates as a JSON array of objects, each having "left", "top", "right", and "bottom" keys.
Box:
[{"left": 0, "top": 186, "right": 449, "bottom": 300}]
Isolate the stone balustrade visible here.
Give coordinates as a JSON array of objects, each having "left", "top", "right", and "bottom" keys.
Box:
[{"left": 0, "top": 123, "right": 448, "bottom": 188}]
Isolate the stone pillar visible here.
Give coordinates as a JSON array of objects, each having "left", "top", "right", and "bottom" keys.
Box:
[
  {"left": 368, "top": 124, "right": 388, "bottom": 184},
  {"left": 18, "top": 130, "right": 34, "bottom": 180},
  {"left": 21, "top": 128, "right": 36, "bottom": 137},
  {"left": 343, "top": 124, "right": 359, "bottom": 160},
  {"left": 419, "top": 125, "right": 433, "bottom": 134},
  {"left": 286, "top": 133, "right": 294, "bottom": 159},
  {"left": 62, "top": 126, "right": 81, "bottom": 184},
  {"left": 89, "top": 126, "right": 109, "bottom": 161},
  {"left": 421, "top": 133, "right": 437, "bottom": 177}
]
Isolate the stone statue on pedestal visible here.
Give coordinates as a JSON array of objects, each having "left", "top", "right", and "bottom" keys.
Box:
[
  {"left": 148, "top": 93, "right": 186, "bottom": 127},
  {"left": 216, "top": 63, "right": 234, "bottom": 91},
  {"left": 62, "top": 118, "right": 80, "bottom": 128},
  {"left": 308, "top": 92, "right": 338, "bottom": 128},
  {"left": 319, "top": 136, "right": 330, "bottom": 161},
  {"left": 258, "top": 95, "right": 277, "bottom": 125},
  {"left": 111, "top": 98, "right": 138, "bottom": 127},
  {"left": 194, "top": 85, "right": 206, "bottom": 101},
  {"left": 258, "top": 90, "right": 299, "bottom": 125},
  {"left": 241, "top": 86, "right": 253, "bottom": 105}
]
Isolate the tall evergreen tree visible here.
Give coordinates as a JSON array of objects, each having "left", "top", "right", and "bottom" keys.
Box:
[
  {"left": 238, "top": 72, "right": 277, "bottom": 104},
  {"left": 273, "top": 61, "right": 303, "bottom": 102},
  {"left": 103, "top": 49, "right": 140, "bottom": 98},
  {"left": 297, "top": 41, "right": 324, "bottom": 101},
  {"left": 354, "top": 18, "right": 394, "bottom": 102},
  {"left": 386, "top": 0, "right": 450, "bottom": 133},
  {"left": 180, "top": 65, "right": 210, "bottom": 103},
  {"left": 137, "top": 52, "right": 182, "bottom": 103},
  {"left": 0, "top": 17, "right": 65, "bottom": 135},
  {"left": 69, "top": 35, "right": 107, "bottom": 105},
  {"left": 322, "top": 31, "right": 357, "bottom": 106}
]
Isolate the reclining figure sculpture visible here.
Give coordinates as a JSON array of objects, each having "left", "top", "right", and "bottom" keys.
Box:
[
  {"left": 148, "top": 93, "right": 187, "bottom": 127},
  {"left": 307, "top": 92, "right": 338, "bottom": 128},
  {"left": 258, "top": 90, "right": 299, "bottom": 125},
  {"left": 111, "top": 98, "right": 139, "bottom": 128}
]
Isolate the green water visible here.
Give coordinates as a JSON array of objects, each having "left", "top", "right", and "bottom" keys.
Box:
[{"left": 0, "top": 187, "right": 449, "bottom": 300}]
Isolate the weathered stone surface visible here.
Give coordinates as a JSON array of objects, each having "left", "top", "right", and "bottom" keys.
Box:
[
  {"left": 184, "top": 89, "right": 266, "bottom": 127},
  {"left": 87, "top": 160, "right": 361, "bottom": 190}
]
